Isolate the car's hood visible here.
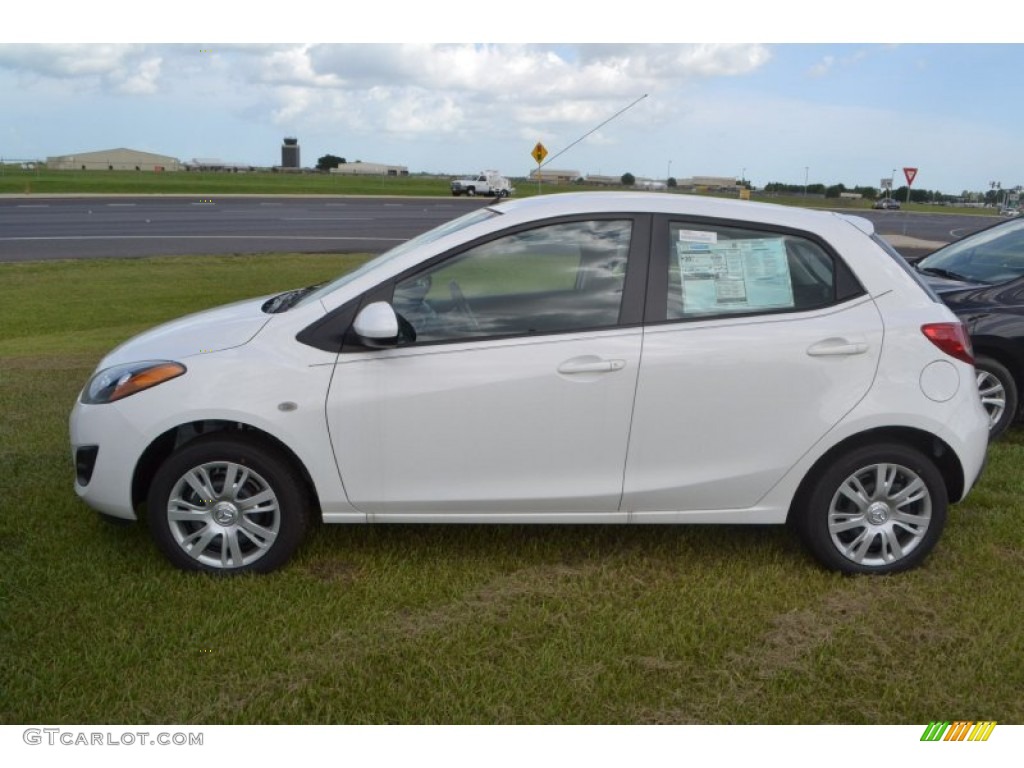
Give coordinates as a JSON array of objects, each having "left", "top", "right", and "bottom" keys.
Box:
[{"left": 99, "top": 295, "right": 274, "bottom": 368}]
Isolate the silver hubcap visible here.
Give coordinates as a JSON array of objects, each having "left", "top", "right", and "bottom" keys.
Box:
[
  {"left": 976, "top": 369, "right": 1006, "bottom": 429},
  {"left": 828, "top": 462, "right": 931, "bottom": 567},
  {"left": 166, "top": 461, "right": 280, "bottom": 569}
]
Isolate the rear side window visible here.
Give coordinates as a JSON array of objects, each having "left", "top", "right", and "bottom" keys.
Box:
[{"left": 665, "top": 222, "right": 857, "bottom": 320}]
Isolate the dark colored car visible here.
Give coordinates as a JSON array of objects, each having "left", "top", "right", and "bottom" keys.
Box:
[
  {"left": 915, "top": 216, "right": 1024, "bottom": 438},
  {"left": 873, "top": 198, "right": 901, "bottom": 210}
]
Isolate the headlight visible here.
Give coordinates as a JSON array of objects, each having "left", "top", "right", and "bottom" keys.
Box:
[{"left": 82, "top": 361, "right": 186, "bottom": 404}]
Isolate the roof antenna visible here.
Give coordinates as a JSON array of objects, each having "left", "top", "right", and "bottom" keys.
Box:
[{"left": 534, "top": 94, "right": 649, "bottom": 190}]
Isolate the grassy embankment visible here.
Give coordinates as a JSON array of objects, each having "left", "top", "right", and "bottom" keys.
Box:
[
  {"left": 1, "top": 254, "right": 1021, "bottom": 724},
  {"left": 0, "top": 166, "right": 1003, "bottom": 217}
]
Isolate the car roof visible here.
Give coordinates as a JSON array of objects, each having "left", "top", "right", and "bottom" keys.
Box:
[{"left": 488, "top": 191, "right": 874, "bottom": 237}]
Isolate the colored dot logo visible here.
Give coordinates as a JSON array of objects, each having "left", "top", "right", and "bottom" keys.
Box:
[
  {"left": 199, "top": 649, "right": 214, "bottom": 653},
  {"left": 198, "top": 198, "right": 214, "bottom": 204}
]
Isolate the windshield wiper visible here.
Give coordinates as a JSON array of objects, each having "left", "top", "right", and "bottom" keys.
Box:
[
  {"left": 917, "top": 266, "right": 975, "bottom": 283},
  {"left": 261, "top": 283, "right": 324, "bottom": 314}
]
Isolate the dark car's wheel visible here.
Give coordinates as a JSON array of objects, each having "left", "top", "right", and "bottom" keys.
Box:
[
  {"left": 975, "top": 355, "right": 1018, "bottom": 439},
  {"left": 147, "top": 435, "right": 310, "bottom": 573},
  {"left": 795, "top": 443, "right": 947, "bottom": 574}
]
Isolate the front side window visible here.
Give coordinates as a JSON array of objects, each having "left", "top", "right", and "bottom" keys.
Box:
[
  {"left": 393, "top": 219, "right": 632, "bottom": 344},
  {"left": 666, "top": 222, "right": 838, "bottom": 320},
  {"left": 295, "top": 207, "right": 501, "bottom": 309}
]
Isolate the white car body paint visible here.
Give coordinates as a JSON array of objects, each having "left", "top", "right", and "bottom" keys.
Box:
[{"left": 70, "top": 192, "right": 989, "bottom": 572}]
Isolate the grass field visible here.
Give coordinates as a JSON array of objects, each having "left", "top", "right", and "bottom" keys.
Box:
[
  {"left": 1, "top": 253, "right": 1022, "bottom": 724},
  {"left": 0, "top": 166, "right": 1004, "bottom": 217}
]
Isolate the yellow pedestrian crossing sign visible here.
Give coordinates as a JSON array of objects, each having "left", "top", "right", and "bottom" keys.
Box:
[{"left": 531, "top": 142, "right": 548, "bottom": 165}]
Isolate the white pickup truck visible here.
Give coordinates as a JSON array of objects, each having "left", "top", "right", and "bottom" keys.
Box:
[{"left": 450, "top": 171, "right": 514, "bottom": 198}]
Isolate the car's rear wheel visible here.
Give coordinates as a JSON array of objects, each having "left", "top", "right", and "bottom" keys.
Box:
[
  {"left": 795, "top": 443, "right": 947, "bottom": 574},
  {"left": 147, "top": 435, "right": 309, "bottom": 573},
  {"left": 975, "top": 355, "right": 1017, "bottom": 439}
]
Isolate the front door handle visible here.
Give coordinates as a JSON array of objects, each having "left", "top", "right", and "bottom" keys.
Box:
[
  {"left": 557, "top": 357, "right": 627, "bottom": 375},
  {"left": 806, "top": 338, "right": 869, "bottom": 357}
]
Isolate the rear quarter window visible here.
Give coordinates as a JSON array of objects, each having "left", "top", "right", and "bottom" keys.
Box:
[{"left": 664, "top": 222, "right": 862, "bottom": 320}]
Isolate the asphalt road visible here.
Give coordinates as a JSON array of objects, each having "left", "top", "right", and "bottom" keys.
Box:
[
  {"left": 0, "top": 195, "right": 999, "bottom": 263},
  {"left": 0, "top": 196, "right": 489, "bottom": 262}
]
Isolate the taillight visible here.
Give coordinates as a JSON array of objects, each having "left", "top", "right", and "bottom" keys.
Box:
[{"left": 921, "top": 322, "right": 974, "bottom": 365}]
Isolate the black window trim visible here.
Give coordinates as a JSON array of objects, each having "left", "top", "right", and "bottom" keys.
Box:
[{"left": 644, "top": 213, "right": 866, "bottom": 325}]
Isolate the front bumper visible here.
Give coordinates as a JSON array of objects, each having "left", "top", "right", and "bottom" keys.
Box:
[{"left": 69, "top": 398, "right": 148, "bottom": 520}]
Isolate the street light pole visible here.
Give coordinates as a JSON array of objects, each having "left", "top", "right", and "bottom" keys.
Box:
[
  {"left": 804, "top": 166, "right": 809, "bottom": 197},
  {"left": 890, "top": 168, "right": 896, "bottom": 200}
]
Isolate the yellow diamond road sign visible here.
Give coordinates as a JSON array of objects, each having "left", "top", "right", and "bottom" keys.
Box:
[{"left": 531, "top": 142, "right": 548, "bottom": 165}]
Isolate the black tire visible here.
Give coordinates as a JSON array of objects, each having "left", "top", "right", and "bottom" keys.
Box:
[
  {"left": 794, "top": 443, "right": 947, "bottom": 574},
  {"left": 147, "top": 435, "right": 310, "bottom": 574},
  {"left": 975, "top": 355, "right": 1018, "bottom": 439},
  {"left": 466, "top": 187, "right": 476, "bottom": 196}
]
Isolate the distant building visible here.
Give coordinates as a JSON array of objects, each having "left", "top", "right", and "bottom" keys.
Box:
[
  {"left": 281, "top": 137, "right": 300, "bottom": 169},
  {"left": 678, "top": 176, "right": 739, "bottom": 190},
  {"left": 46, "top": 147, "right": 182, "bottom": 172},
  {"left": 583, "top": 175, "right": 622, "bottom": 186},
  {"left": 184, "top": 158, "right": 255, "bottom": 172},
  {"left": 329, "top": 161, "right": 409, "bottom": 176},
  {"left": 528, "top": 168, "right": 580, "bottom": 184}
]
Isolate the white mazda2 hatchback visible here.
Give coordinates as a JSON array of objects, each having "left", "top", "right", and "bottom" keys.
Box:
[{"left": 70, "top": 193, "right": 989, "bottom": 575}]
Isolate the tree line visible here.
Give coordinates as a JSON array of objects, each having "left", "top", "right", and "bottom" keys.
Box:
[{"left": 762, "top": 181, "right": 1012, "bottom": 205}]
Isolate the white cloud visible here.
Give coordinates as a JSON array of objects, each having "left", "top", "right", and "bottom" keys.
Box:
[
  {"left": 809, "top": 55, "right": 835, "bottom": 77},
  {"left": 112, "top": 56, "right": 163, "bottom": 94},
  {"left": 0, "top": 43, "right": 168, "bottom": 94},
  {"left": 253, "top": 43, "right": 770, "bottom": 138}
]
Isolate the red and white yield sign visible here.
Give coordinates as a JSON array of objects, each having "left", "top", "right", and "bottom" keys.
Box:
[{"left": 904, "top": 167, "right": 919, "bottom": 186}]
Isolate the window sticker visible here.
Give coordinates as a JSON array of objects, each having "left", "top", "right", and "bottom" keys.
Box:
[
  {"left": 676, "top": 238, "right": 794, "bottom": 315},
  {"left": 677, "top": 229, "right": 718, "bottom": 244}
]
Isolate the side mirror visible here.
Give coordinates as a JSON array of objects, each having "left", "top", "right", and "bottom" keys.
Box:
[{"left": 352, "top": 301, "right": 399, "bottom": 347}]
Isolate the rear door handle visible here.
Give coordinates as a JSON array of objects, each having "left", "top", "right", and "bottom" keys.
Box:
[
  {"left": 806, "top": 338, "right": 869, "bottom": 357},
  {"left": 557, "top": 358, "right": 627, "bottom": 375}
]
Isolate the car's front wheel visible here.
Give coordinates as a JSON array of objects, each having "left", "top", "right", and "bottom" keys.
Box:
[
  {"left": 975, "top": 355, "right": 1018, "bottom": 439},
  {"left": 147, "top": 435, "right": 310, "bottom": 573},
  {"left": 795, "top": 443, "right": 947, "bottom": 574}
]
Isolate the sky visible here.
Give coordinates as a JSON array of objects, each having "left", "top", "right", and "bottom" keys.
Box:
[{"left": 3, "top": 3, "right": 1022, "bottom": 194}]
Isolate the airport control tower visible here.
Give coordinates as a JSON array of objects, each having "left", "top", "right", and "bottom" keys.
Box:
[{"left": 281, "top": 137, "right": 300, "bottom": 169}]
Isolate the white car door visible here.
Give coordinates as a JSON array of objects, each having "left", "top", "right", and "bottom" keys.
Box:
[
  {"left": 623, "top": 218, "right": 883, "bottom": 513},
  {"left": 326, "top": 218, "right": 647, "bottom": 519}
]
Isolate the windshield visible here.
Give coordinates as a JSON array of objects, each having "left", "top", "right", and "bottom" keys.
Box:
[
  {"left": 916, "top": 218, "right": 1024, "bottom": 285},
  {"left": 294, "top": 207, "right": 501, "bottom": 308}
]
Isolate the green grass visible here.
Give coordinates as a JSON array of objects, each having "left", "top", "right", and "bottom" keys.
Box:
[
  {"left": 1, "top": 254, "right": 1022, "bottom": 724},
  {"left": 0, "top": 167, "right": 1005, "bottom": 217},
  {"left": 0, "top": 167, "right": 454, "bottom": 197}
]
